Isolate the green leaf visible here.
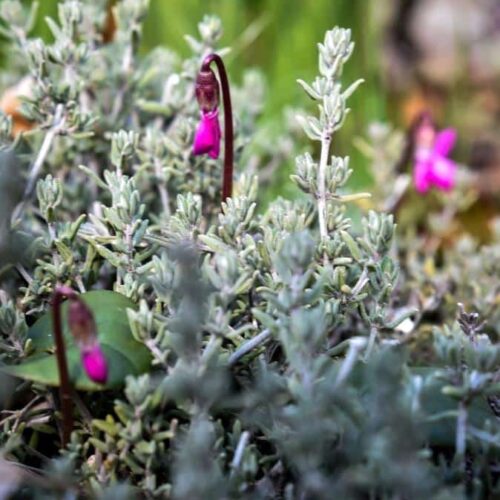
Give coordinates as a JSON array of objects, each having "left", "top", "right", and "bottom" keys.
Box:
[
  {"left": 91, "top": 243, "right": 125, "bottom": 268},
  {"left": 296, "top": 79, "right": 321, "bottom": 100},
  {"left": 346, "top": 364, "right": 497, "bottom": 450},
  {"left": 340, "top": 230, "right": 362, "bottom": 261},
  {"left": 417, "top": 368, "right": 496, "bottom": 449},
  {"left": 1, "top": 291, "right": 151, "bottom": 391},
  {"left": 136, "top": 99, "right": 172, "bottom": 116}
]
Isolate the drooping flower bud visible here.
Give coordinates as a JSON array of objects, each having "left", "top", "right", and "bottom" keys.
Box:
[
  {"left": 192, "top": 53, "right": 234, "bottom": 199},
  {"left": 68, "top": 297, "right": 96, "bottom": 345},
  {"left": 67, "top": 298, "right": 108, "bottom": 384},
  {"left": 193, "top": 66, "right": 221, "bottom": 159},
  {"left": 81, "top": 345, "right": 108, "bottom": 384},
  {"left": 193, "top": 109, "right": 221, "bottom": 159},
  {"left": 195, "top": 67, "right": 219, "bottom": 112}
]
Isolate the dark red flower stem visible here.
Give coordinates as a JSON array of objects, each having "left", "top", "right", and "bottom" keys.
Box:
[
  {"left": 201, "top": 54, "right": 234, "bottom": 201},
  {"left": 52, "top": 284, "right": 77, "bottom": 446}
]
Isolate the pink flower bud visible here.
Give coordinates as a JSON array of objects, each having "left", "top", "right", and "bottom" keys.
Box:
[
  {"left": 81, "top": 345, "right": 108, "bottom": 384},
  {"left": 68, "top": 297, "right": 96, "bottom": 345},
  {"left": 67, "top": 297, "right": 107, "bottom": 384},
  {"left": 193, "top": 108, "right": 221, "bottom": 159},
  {"left": 195, "top": 67, "right": 219, "bottom": 112}
]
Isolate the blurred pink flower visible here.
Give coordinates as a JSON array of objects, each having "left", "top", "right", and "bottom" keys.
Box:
[
  {"left": 414, "top": 128, "right": 457, "bottom": 194},
  {"left": 193, "top": 108, "right": 221, "bottom": 159},
  {"left": 67, "top": 297, "right": 107, "bottom": 384},
  {"left": 81, "top": 344, "right": 108, "bottom": 384}
]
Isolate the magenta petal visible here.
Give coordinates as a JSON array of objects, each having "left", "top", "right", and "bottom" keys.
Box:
[
  {"left": 429, "top": 157, "right": 457, "bottom": 191},
  {"left": 433, "top": 128, "right": 457, "bottom": 157},
  {"left": 193, "top": 109, "right": 221, "bottom": 159},
  {"left": 208, "top": 118, "right": 221, "bottom": 159},
  {"left": 81, "top": 345, "right": 108, "bottom": 384},
  {"left": 413, "top": 160, "right": 432, "bottom": 194}
]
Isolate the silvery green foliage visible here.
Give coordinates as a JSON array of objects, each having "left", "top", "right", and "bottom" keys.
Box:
[
  {"left": 293, "top": 28, "right": 367, "bottom": 245},
  {"left": 0, "top": 2, "right": 498, "bottom": 498}
]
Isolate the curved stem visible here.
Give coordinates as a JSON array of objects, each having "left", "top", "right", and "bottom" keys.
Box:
[
  {"left": 202, "top": 54, "right": 234, "bottom": 201},
  {"left": 52, "top": 285, "right": 76, "bottom": 446}
]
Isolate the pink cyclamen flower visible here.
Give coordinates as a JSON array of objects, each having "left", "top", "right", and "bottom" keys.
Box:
[
  {"left": 193, "top": 108, "right": 221, "bottom": 159},
  {"left": 413, "top": 126, "right": 457, "bottom": 194},
  {"left": 68, "top": 297, "right": 108, "bottom": 384},
  {"left": 81, "top": 344, "right": 108, "bottom": 384}
]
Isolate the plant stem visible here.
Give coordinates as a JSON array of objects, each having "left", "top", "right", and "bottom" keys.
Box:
[
  {"left": 335, "top": 337, "right": 367, "bottom": 387},
  {"left": 228, "top": 329, "right": 271, "bottom": 366},
  {"left": 24, "top": 105, "right": 65, "bottom": 199},
  {"left": 201, "top": 54, "right": 234, "bottom": 201},
  {"left": 351, "top": 267, "right": 368, "bottom": 296},
  {"left": 231, "top": 430, "right": 250, "bottom": 474},
  {"left": 364, "top": 324, "right": 378, "bottom": 361},
  {"left": 317, "top": 134, "right": 332, "bottom": 241},
  {"left": 456, "top": 400, "right": 468, "bottom": 459},
  {"left": 52, "top": 285, "right": 77, "bottom": 446},
  {"left": 11, "top": 104, "right": 65, "bottom": 225}
]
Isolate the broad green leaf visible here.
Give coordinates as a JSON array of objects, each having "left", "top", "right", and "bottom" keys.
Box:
[
  {"left": 416, "top": 367, "right": 496, "bottom": 449},
  {"left": 346, "top": 363, "right": 497, "bottom": 450},
  {"left": 1, "top": 291, "right": 151, "bottom": 391}
]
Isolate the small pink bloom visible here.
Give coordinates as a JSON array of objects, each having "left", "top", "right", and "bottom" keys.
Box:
[
  {"left": 413, "top": 159, "right": 432, "bottom": 194},
  {"left": 429, "top": 157, "right": 457, "bottom": 191},
  {"left": 193, "top": 108, "right": 221, "bottom": 159},
  {"left": 413, "top": 125, "right": 457, "bottom": 194},
  {"left": 433, "top": 128, "right": 457, "bottom": 157},
  {"left": 81, "top": 344, "right": 108, "bottom": 384}
]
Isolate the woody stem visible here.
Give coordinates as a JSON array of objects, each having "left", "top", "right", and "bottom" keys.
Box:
[
  {"left": 52, "top": 284, "right": 77, "bottom": 446},
  {"left": 202, "top": 54, "right": 234, "bottom": 201}
]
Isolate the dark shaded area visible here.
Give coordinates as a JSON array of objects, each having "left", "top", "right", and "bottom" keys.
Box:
[{"left": 0, "top": 149, "right": 24, "bottom": 271}]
